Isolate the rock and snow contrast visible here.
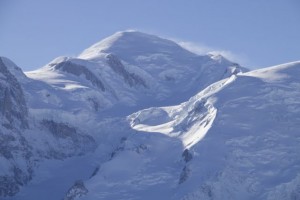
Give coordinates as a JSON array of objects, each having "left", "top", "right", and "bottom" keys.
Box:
[{"left": 0, "top": 31, "right": 299, "bottom": 199}]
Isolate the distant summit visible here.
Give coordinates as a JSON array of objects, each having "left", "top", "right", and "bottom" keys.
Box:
[{"left": 79, "top": 30, "right": 200, "bottom": 61}]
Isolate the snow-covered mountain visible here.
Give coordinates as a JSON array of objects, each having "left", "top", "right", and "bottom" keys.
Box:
[
  {"left": 1, "top": 31, "right": 299, "bottom": 200},
  {"left": 25, "top": 31, "right": 245, "bottom": 115}
]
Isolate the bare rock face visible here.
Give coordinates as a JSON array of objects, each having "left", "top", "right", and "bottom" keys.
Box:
[
  {"left": 0, "top": 58, "right": 28, "bottom": 129},
  {"left": 106, "top": 53, "right": 147, "bottom": 88},
  {"left": 41, "top": 120, "right": 97, "bottom": 158},
  {"left": 64, "top": 180, "right": 88, "bottom": 200},
  {"left": 0, "top": 166, "right": 33, "bottom": 197},
  {"left": 54, "top": 61, "right": 106, "bottom": 91},
  {"left": 179, "top": 149, "right": 193, "bottom": 184},
  {"left": 0, "top": 57, "right": 32, "bottom": 197}
]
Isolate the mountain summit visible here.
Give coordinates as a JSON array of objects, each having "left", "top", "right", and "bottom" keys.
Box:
[{"left": 78, "top": 30, "right": 195, "bottom": 61}]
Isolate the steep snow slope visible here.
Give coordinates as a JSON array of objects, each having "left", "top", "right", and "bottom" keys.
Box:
[{"left": 77, "top": 61, "right": 300, "bottom": 200}]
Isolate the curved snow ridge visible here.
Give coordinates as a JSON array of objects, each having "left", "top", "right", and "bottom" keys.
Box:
[
  {"left": 25, "top": 57, "right": 114, "bottom": 94},
  {"left": 129, "top": 75, "right": 237, "bottom": 149},
  {"left": 128, "top": 97, "right": 217, "bottom": 149},
  {"left": 128, "top": 106, "right": 179, "bottom": 135},
  {"left": 25, "top": 66, "right": 89, "bottom": 91},
  {"left": 242, "top": 60, "right": 300, "bottom": 83}
]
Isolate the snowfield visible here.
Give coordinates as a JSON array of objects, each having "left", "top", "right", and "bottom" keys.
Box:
[{"left": 0, "top": 31, "right": 299, "bottom": 200}]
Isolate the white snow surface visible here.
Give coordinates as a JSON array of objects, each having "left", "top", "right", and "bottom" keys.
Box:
[
  {"left": 78, "top": 61, "right": 300, "bottom": 200},
  {"left": 1, "top": 32, "right": 300, "bottom": 200}
]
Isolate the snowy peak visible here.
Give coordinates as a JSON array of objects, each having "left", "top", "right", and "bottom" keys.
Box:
[
  {"left": 78, "top": 30, "right": 197, "bottom": 60},
  {"left": 25, "top": 31, "right": 247, "bottom": 114}
]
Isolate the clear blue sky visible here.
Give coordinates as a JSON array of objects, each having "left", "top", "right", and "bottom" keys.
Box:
[{"left": 0, "top": 0, "right": 299, "bottom": 70}]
